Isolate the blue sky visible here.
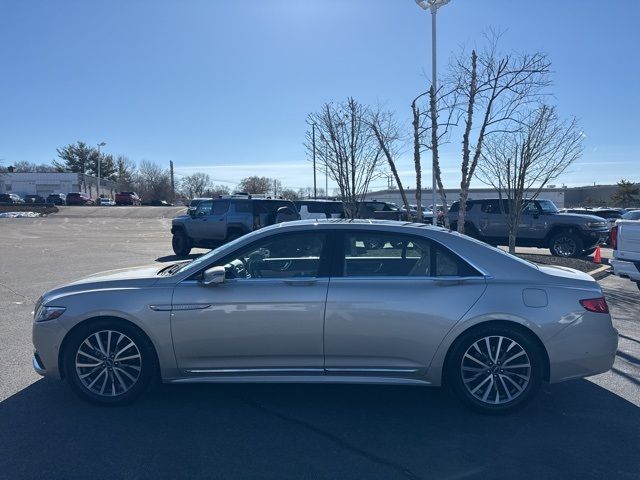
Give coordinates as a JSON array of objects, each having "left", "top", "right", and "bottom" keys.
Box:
[{"left": 0, "top": 0, "right": 638, "bottom": 192}]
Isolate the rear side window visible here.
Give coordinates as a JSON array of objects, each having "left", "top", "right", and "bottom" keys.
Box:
[
  {"left": 342, "top": 232, "right": 481, "bottom": 278},
  {"left": 481, "top": 200, "right": 508, "bottom": 214},
  {"left": 307, "top": 203, "right": 327, "bottom": 214},
  {"left": 233, "top": 201, "right": 251, "bottom": 213},
  {"left": 212, "top": 200, "right": 229, "bottom": 215}
]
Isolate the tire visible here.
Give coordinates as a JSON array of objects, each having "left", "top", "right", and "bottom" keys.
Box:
[
  {"left": 172, "top": 231, "right": 192, "bottom": 256},
  {"left": 446, "top": 324, "right": 543, "bottom": 414},
  {"left": 583, "top": 247, "right": 597, "bottom": 257},
  {"left": 63, "top": 319, "right": 158, "bottom": 405},
  {"left": 548, "top": 231, "right": 583, "bottom": 258}
]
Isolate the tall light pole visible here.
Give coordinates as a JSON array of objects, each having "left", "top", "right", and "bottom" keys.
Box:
[
  {"left": 312, "top": 123, "right": 317, "bottom": 199},
  {"left": 97, "top": 141, "right": 106, "bottom": 199},
  {"left": 320, "top": 133, "right": 329, "bottom": 199},
  {"left": 415, "top": 0, "right": 449, "bottom": 223}
]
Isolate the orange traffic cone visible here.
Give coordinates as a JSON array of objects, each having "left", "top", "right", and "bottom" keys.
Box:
[{"left": 594, "top": 245, "right": 601, "bottom": 264}]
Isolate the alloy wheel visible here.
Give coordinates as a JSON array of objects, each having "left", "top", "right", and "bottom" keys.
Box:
[
  {"left": 553, "top": 236, "right": 577, "bottom": 257},
  {"left": 75, "top": 330, "right": 142, "bottom": 397},
  {"left": 460, "top": 335, "right": 531, "bottom": 405}
]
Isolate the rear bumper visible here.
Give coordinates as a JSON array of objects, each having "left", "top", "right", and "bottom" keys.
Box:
[
  {"left": 610, "top": 258, "right": 640, "bottom": 282},
  {"left": 545, "top": 312, "right": 618, "bottom": 383}
]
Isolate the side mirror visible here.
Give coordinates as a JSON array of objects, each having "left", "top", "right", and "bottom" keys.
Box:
[{"left": 200, "top": 266, "right": 226, "bottom": 286}]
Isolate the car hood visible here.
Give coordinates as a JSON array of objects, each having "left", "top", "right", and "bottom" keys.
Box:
[
  {"left": 41, "top": 264, "right": 163, "bottom": 304},
  {"left": 554, "top": 212, "right": 608, "bottom": 224}
]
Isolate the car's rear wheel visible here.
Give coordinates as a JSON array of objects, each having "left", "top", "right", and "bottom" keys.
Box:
[
  {"left": 172, "top": 231, "right": 192, "bottom": 256},
  {"left": 446, "top": 325, "right": 543, "bottom": 414},
  {"left": 549, "top": 232, "right": 583, "bottom": 258},
  {"left": 63, "top": 320, "right": 157, "bottom": 405}
]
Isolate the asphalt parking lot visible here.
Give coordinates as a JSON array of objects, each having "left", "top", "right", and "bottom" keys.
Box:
[{"left": 0, "top": 208, "right": 638, "bottom": 480}]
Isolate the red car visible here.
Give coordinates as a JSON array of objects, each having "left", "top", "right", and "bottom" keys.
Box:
[
  {"left": 65, "top": 192, "right": 94, "bottom": 206},
  {"left": 115, "top": 191, "right": 142, "bottom": 206}
]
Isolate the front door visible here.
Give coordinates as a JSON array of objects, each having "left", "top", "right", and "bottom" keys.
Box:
[
  {"left": 171, "top": 231, "right": 330, "bottom": 373},
  {"left": 324, "top": 231, "right": 486, "bottom": 375}
]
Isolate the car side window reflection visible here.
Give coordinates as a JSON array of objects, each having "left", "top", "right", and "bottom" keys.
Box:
[{"left": 216, "top": 233, "right": 327, "bottom": 280}]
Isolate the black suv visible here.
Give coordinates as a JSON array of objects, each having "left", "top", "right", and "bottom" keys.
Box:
[
  {"left": 448, "top": 198, "right": 610, "bottom": 257},
  {"left": 171, "top": 196, "right": 300, "bottom": 256}
]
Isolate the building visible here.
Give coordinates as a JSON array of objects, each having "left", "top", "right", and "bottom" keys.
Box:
[
  {"left": 363, "top": 184, "right": 622, "bottom": 209},
  {"left": 0, "top": 172, "right": 119, "bottom": 199}
]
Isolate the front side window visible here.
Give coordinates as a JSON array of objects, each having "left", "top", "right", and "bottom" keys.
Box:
[
  {"left": 343, "top": 232, "right": 481, "bottom": 278},
  {"left": 536, "top": 200, "right": 559, "bottom": 214},
  {"left": 522, "top": 201, "right": 539, "bottom": 215},
  {"left": 216, "top": 232, "right": 327, "bottom": 279},
  {"left": 195, "top": 201, "right": 213, "bottom": 216}
]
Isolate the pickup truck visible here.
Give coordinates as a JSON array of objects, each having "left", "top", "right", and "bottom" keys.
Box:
[{"left": 610, "top": 214, "right": 640, "bottom": 290}]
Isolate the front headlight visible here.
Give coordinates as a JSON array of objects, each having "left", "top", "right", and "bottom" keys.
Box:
[
  {"left": 586, "top": 221, "right": 606, "bottom": 229},
  {"left": 35, "top": 306, "right": 66, "bottom": 322}
]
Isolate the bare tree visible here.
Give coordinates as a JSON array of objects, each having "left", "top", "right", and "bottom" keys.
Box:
[
  {"left": 450, "top": 35, "right": 552, "bottom": 233},
  {"left": 134, "top": 160, "right": 172, "bottom": 201},
  {"left": 477, "top": 105, "right": 584, "bottom": 253},
  {"left": 180, "top": 172, "right": 212, "bottom": 198},
  {"left": 307, "top": 98, "right": 383, "bottom": 218},
  {"left": 369, "top": 109, "right": 411, "bottom": 214},
  {"left": 204, "top": 184, "right": 231, "bottom": 198},
  {"left": 237, "top": 176, "right": 272, "bottom": 195},
  {"left": 115, "top": 155, "right": 137, "bottom": 190}
]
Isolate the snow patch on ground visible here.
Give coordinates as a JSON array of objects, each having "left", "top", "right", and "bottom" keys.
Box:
[{"left": 0, "top": 211, "right": 43, "bottom": 218}]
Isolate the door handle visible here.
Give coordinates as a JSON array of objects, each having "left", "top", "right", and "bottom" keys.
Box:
[{"left": 284, "top": 279, "right": 317, "bottom": 286}]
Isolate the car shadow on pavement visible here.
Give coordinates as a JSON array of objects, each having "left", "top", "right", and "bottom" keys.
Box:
[{"left": 1, "top": 379, "right": 638, "bottom": 480}]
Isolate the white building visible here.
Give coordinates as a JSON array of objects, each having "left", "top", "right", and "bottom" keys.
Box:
[{"left": 0, "top": 172, "right": 118, "bottom": 199}]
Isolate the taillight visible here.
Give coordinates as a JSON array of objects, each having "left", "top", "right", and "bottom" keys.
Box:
[
  {"left": 609, "top": 225, "right": 618, "bottom": 250},
  {"left": 580, "top": 297, "right": 609, "bottom": 314}
]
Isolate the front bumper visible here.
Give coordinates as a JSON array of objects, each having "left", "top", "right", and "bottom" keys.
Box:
[
  {"left": 545, "top": 312, "right": 618, "bottom": 383},
  {"left": 610, "top": 258, "right": 640, "bottom": 282}
]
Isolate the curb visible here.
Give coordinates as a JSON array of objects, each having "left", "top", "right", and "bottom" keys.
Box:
[{"left": 587, "top": 264, "right": 611, "bottom": 280}]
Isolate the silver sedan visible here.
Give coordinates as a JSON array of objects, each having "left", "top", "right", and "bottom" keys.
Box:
[{"left": 32, "top": 220, "right": 618, "bottom": 413}]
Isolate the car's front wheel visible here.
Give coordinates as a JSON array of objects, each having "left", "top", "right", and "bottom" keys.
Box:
[
  {"left": 63, "top": 320, "right": 157, "bottom": 405},
  {"left": 446, "top": 325, "right": 543, "bottom": 414},
  {"left": 172, "top": 231, "right": 192, "bottom": 256},
  {"left": 549, "top": 232, "right": 583, "bottom": 258}
]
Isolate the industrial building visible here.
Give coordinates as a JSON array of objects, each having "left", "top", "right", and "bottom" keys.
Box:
[
  {"left": 0, "top": 172, "right": 118, "bottom": 199},
  {"left": 363, "top": 185, "right": 622, "bottom": 209}
]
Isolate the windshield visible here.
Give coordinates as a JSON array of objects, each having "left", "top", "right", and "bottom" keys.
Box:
[
  {"left": 175, "top": 233, "right": 253, "bottom": 275},
  {"left": 622, "top": 210, "right": 640, "bottom": 220},
  {"left": 537, "top": 200, "right": 559, "bottom": 214}
]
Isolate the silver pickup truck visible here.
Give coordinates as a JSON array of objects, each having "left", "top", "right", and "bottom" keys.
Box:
[
  {"left": 448, "top": 198, "right": 610, "bottom": 257},
  {"left": 610, "top": 211, "right": 640, "bottom": 290}
]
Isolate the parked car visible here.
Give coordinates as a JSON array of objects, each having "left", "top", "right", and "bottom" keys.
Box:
[
  {"left": 356, "top": 200, "right": 408, "bottom": 221},
  {"left": 448, "top": 199, "right": 609, "bottom": 257},
  {"left": 150, "top": 199, "right": 173, "bottom": 206},
  {"left": 561, "top": 208, "right": 623, "bottom": 230},
  {"left": 98, "top": 198, "right": 115, "bottom": 206},
  {"left": 65, "top": 192, "right": 94, "bottom": 206},
  {"left": 24, "top": 195, "right": 46, "bottom": 204},
  {"left": 46, "top": 193, "right": 66, "bottom": 206},
  {"left": 401, "top": 204, "right": 436, "bottom": 224},
  {"left": 115, "top": 191, "right": 141, "bottom": 206},
  {"left": 32, "top": 219, "right": 618, "bottom": 412},
  {"left": 294, "top": 199, "right": 344, "bottom": 220},
  {"left": 0, "top": 193, "right": 25, "bottom": 205},
  {"left": 171, "top": 196, "right": 300, "bottom": 256},
  {"left": 609, "top": 216, "right": 640, "bottom": 290}
]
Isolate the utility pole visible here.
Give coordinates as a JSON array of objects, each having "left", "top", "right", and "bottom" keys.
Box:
[{"left": 169, "top": 160, "right": 175, "bottom": 202}]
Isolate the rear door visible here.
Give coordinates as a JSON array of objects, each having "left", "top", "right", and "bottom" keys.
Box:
[{"left": 323, "top": 230, "right": 486, "bottom": 375}]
